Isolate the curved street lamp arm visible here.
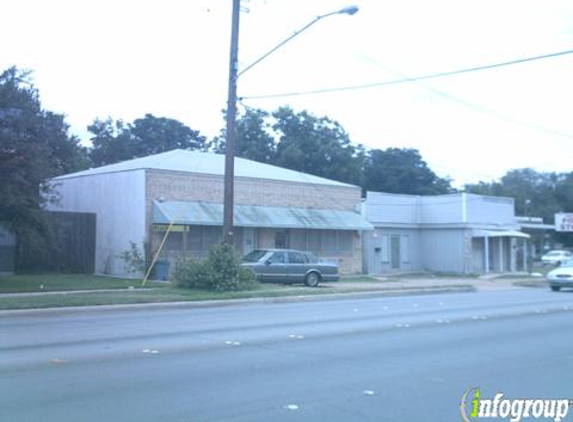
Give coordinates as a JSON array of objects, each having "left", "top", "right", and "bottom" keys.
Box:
[{"left": 238, "top": 5, "right": 359, "bottom": 78}]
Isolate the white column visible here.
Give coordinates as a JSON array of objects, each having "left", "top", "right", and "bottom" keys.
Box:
[
  {"left": 499, "top": 237, "right": 504, "bottom": 272},
  {"left": 484, "top": 236, "right": 490, "bottom": 273}
]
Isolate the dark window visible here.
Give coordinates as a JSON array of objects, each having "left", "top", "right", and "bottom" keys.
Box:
[
  {"left": 271, "top": 252, "right": 286, "bottom": 264},
  {"left": 243, "top": 249, "right": 268, "bottom": 262},
  {"left": 288, "top": 252, "right": 306, "bottom": 264}
]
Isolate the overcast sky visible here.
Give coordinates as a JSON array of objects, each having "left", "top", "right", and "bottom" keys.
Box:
[{"left": 2, "top": 0, "right": 572, "bottom": 186}]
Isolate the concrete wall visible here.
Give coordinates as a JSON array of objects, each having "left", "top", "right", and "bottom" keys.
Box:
[{"left": 48, "top": 170, "right": 146, "bottom": 276}]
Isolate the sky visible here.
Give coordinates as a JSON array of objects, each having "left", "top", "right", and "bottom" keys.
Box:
[{"left": 1, "top": 0, "right": 572, "bottom": 187}]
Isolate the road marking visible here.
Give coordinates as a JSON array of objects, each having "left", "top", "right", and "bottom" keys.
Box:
[
  {"left": 363, "top": 390, "right": 376, "bottom": 396},
  {"left": 285, "top": 404, "right": 299, "bottom": 410},
  {"left": 225, "top": 340, "right": 241, "bottom": 346}
]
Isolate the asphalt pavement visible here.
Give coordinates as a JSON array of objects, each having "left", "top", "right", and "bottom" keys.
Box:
[{"left": 2, "top": 288, "right": 572, "bottom": 422}]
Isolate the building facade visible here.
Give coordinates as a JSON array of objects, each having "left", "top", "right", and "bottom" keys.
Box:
[
  {"left": 49, "top": 149, "right": 371, "bottom": 277},
  {"left": 363, "top": 192, "right": 530, "bottom": 275}
]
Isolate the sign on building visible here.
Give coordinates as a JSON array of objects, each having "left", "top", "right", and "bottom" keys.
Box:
[{"left": 555, "top": 213, "right": 573, "bottom": 232}]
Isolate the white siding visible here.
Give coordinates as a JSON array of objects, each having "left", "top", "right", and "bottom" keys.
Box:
[
  {"left": 47, "top": 170, "right": 146, "bottom": 276},
  {"left": 365, "top": 192, "right": 418, "bottom": 225},
  {"left": 465, "top": 194, "right": 516, "bottom": 226},
  {"left": 420, "top": 229, "right": 466, "bottom": 273},
  {"left": 419, "top": 195, "right": 463, "bottom": 224}
]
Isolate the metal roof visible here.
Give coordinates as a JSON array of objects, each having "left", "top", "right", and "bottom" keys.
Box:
[
  {"left": 153, "top": 200, "right": 373, "bottom": 230},
  {"left": 472, "top": 229, "right": 530, "bottom": 239},
  {"left": 54, "top": 149, "right": 354, "bottom": 188}
]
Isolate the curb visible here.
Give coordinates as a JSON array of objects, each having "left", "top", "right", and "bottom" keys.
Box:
[{"left": 0, "top": 285, "right": 474, "bottom": 316}]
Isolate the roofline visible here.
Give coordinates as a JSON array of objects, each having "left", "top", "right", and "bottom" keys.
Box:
[{"left": 52, "top": 167, "right": 360, "bottom": 190}]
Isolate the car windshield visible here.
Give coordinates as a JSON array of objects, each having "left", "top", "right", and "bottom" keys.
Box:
[{"left": 242, "top": 250, "right": 268, "bottom": 262}]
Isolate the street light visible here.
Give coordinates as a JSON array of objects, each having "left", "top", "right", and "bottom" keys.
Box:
[{"left": 222, "top": 2, "right": 359, "bottom": 244}]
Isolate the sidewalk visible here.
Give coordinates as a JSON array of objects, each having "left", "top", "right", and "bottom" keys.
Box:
[{"left": 325, "top": 274, "right": 547, "bottom": 293}]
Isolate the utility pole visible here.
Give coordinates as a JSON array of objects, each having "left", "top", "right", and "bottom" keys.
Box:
[{"left": 222, "top": 0, "right": 241, "bottom": 244}]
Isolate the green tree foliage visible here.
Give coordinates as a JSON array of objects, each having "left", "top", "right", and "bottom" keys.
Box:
[
  {"left": 465, "top": 169, "right": 562, "bottom": 219},
  {"left": 213, "top": 108, "right": 276, "bottom": 163},
  {"left": 363, "top": 148, "right": 452, "bottom": 195},
  {"left": 0, "top": 67, "right": 88, "bottom": 245},
  {"left": 89, "top": 114, "right": 207, "bottom": 166},
  {"left": 272, "top": 106, "right": 364, "bottom": 186}
]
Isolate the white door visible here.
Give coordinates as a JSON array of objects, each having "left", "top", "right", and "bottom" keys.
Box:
[{"left": 242, "top": 228, "right": 256, "bottom": 255}]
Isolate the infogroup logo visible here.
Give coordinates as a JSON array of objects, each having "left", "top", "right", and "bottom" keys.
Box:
[{"left": 460, "top": 388, "right": 571, "bottom": 422}]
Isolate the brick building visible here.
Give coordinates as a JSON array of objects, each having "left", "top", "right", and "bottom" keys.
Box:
[{"left": 48, "top": 149, "right": 371, "bottom": 276}]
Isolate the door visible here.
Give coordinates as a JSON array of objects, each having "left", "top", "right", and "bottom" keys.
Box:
[
  {"left": 390, "top": 235, "right": 401, "bottom": 270},
  {"left": 242, "top": 228, "right": 256, "bottom": 256},
  {"left": 262, "top": 251, "right": 287, "bottom": 282},
  {"left": 287, "top": 251, "right": 307, "bottom": 282}
]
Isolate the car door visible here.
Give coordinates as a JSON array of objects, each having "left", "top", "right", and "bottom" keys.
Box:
[
  {"left": 287, "top": 252, "right": 308, "bottom": 283},
  {"left": 263, "top": 251, "right": 287, "bottom": 283}
]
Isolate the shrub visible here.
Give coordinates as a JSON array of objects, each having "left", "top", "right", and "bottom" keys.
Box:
[
  {"left": 173, "top": 243, "right": 259, "bottom": 292},
  {"left": 173, "top": 259, "right": 212, "bottom": 289},
  {"left": 117, "top": 242, "right": 145, "bottom": 274}
]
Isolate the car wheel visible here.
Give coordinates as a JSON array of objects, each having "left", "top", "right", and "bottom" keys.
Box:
[
  {"left": 305, "top": 272, "right": 321, "bottom": 287},
  {"left": 551, "top": 285, "right": 561, "bottom": 292}
]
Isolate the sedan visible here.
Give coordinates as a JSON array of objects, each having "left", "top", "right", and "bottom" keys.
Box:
[
  {"left": 541, "top": 250, "right": 572, "bottom": 266},
  {"left": 241, "top": 249, "right": 339, "bottom": 287},
  {"left": 547, "top": 259, "right": 573, "bottom": 291}
]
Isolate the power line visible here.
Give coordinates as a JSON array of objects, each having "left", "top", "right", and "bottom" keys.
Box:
[
  {"left": 240, "top": 48, "right": 573, "bottom": 100},
  {"left": 351, "top": 53, "right": 573, "bottom": 140}
]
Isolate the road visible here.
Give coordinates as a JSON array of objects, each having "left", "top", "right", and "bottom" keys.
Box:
[{"left": 2, "top": 288, "right": 573, "bottom": 422}]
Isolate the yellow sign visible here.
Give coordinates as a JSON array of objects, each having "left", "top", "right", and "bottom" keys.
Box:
[{"left": 151, "top": 224, "right": 189, "bottom": 232}]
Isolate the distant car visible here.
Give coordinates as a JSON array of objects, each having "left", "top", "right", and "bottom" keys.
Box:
[
  {"left": 541, "top": 250, "right": 572, "bottom": 266},
  {"left": 547, "top": 259, "right": 573, "bottom": 291},
  {"left": 241, "top": 249, "right": 339, "bottom": 287}
]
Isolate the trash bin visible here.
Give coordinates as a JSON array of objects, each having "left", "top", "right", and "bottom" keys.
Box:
[{"left": 152, "top": 260, "right": 170, "bottom": 281}]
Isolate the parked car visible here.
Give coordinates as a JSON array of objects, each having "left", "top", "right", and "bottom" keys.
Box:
[
  {"left": 541, "top": 250, "right": 572, "bottom": 266},
  {"left": 241, "top": 249, "right": 339, "bottom": 287},
  {"left": 547, "top": 259, "right": 573, "bottom": 291}
]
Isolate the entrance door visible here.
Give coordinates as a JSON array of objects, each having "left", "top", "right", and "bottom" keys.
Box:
[
  {"left": 390, "top": 235, "right": 401, "bottom": 269},
  {"left": 242, "top": 228, "right": 256, "bottom": 256}
]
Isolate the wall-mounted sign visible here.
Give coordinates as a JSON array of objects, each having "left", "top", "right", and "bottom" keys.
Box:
[
  {"left": 555, "top": 213, "right": 573, "bottom": 232},
  {"left": 151, "top": 224, "right": 189, "bottom": 232}
]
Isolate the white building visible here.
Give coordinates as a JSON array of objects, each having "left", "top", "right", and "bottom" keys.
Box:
[{"left": 363, "top": 192, "right": 530, "bottom": 275}]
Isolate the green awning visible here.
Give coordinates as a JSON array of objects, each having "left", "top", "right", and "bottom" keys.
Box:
[{"left": 153, "top": 200, "right": 373, "bottom": 230}]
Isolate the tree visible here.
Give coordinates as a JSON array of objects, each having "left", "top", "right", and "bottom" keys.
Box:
[
  {"left": 0, "top": 66, "right": 88, "bottom": 249},
  {"left": 464, "top": 168, "right": 561, "bottom": 219},
  {"left": 88, "top": 113, "right": 207, "bottom": 166},
  {"left": 363, "top": 148, "right": 452, "bottom": 195},
  {"left": 212, "top": 108, "right": 276, "bottom": 164},
  {"left": 272, "top": 107, "right": 364, "bottom": 186}
]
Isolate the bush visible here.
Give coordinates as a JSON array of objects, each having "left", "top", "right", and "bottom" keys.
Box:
[
  {"left": 117, "top": 242, "right": 145, "bottom": 274},
  {"left": 173, "top": 259, "right": 212, "bottom": 289},
  {"left": 173, "top": 243, "right": 259, "bottom": 292}
]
